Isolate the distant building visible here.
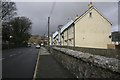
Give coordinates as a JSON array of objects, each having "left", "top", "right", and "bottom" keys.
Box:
[
  {"left": 49, "top": 36, "right": 52, "bottom": 46},
  {"left": 112, "top": 31, "right": 120, "bottom": 44},
  {"left": 40, "top": 35, "right": 48, "bottom": 46},
  {"left": 60, "top": 20, "right": 74, "bottom": 46},
  {"left": 110, "top": 31, "right": 120, "bottom": 49},
  {"left": 53, "top": 2, "right": 112, "bottom": 49}
]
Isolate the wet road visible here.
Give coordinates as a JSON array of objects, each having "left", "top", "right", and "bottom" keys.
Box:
[{"left": 2, "top": 46, "right": 39, "bottom": 79}]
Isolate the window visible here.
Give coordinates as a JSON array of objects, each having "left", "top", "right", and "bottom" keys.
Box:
[
  {"left": 109, "top": 35, "right": 112, "bottom": 38},
  {"left": 89, "top": 12, "right": 92, "bottom": 17},
  {"left": 62, "top": 35, "right": 64, "bottom": 38},
  {"left": 65, "top": 40, "right": 67, "bottom": 42},
  {"left": 69, "top": 39, "right": 71, "bottom": 41}
]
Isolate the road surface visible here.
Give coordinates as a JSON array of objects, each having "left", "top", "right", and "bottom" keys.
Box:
[{"left": 2, "top": 46, "right": 39, "bottom": 79}]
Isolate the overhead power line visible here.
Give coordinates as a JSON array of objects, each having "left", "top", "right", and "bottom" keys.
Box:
[
  {"left": 44, "top": 1, "right": 56, "bottom": 36},
  {"left": 49, "top": 2, "right": 56, "bottom": 17}
]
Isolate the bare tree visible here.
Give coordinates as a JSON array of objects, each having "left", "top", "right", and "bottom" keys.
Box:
[
  {"left": 2, "top": 1, "right": 17, "bottom": 21},
  {"left": 2, "top": 1, "right": 17, "bottom": 43}
]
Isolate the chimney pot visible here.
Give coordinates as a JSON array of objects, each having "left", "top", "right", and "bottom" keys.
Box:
[{"left": 88, "top": 2, "right": 93, "bottom": 8}]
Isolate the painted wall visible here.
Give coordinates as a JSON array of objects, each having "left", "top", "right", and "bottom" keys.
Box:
[
  {"left": 75, "top": 8, "right": 112, "bottom": 49},
  {"left": 61, "top": 25, "right": 74, "bottom": 46},
  {"left": 54, "top": 35, "right": 59, "bottom": 45},
  {"left": 68, "top": 25, "right": 74, "bottom": 46},
  {"left": 63, "top": 30, "right": 68, "bottom": 46},
  {"left": 49, "top": 36, "right": 52, "bottom": 45},
  {"left": 61, "top": 33, "right": 64, "bottom": 46}
]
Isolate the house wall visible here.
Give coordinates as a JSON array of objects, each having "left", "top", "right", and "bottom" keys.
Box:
[
  {"left": 54, "top": 35, "right": 59, "bottom": 45},
  {"left": 68, "top": 25, "right": 74, "bottom": 46},
  {"left": 75, "top": 9, "right": 112, "bottom": 49},
  {"left": 49, "top": 36, "right": 52, "bottom": 45},
  {"left": 61, "top": 24, "right": 74, "bottom": 46},
  {"left": 63, "top": 30, "right": 68, "bottom": 46},
  {"left": 61, "top": 33, "right": 64, "bottom": 46}
]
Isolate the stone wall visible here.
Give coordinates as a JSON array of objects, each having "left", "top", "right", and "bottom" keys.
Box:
[
  {"left": 58, "top": 46, "right": 120, "bottom": 59},
  {"left": 50, "top": 47, "right": 120, "bottom": 78}
]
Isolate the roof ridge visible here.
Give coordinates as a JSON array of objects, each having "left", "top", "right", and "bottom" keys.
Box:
[{"left": 93, "top": 6, "right": 112, "bottom": 25}]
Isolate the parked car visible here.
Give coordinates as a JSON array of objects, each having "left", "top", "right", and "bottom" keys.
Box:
[
  {"left": 36, "top": 44, "right": 40, "bottom": 49},
  {"left": 33, "top": 43, "right": 36, "bottom": 45},
  {"left": 27, "top": 43, "right": 31, "bottom": 47}
]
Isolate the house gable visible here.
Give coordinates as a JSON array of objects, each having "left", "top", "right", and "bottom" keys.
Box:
[
  {"left": 74, "top": 6, "right": 112, "bottom": 49},
  {"left": 74, "top": 7, "right": 112, "bottom": 26}
]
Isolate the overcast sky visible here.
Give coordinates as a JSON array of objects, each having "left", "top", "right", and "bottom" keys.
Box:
[{"left": 15, "top": 2, "right": 119, "bottom": 36}]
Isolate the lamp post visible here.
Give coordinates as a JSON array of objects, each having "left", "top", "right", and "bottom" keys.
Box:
[{"left": 9, "top": 35, "right": 13, "bottom": 49}]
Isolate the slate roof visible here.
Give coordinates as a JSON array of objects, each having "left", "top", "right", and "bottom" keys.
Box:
[
  {"left": 53, "top": 31, "right": 58, "bottom": 38},
  {"left": 60, "top": 20, "right": 74, "bottom": 34}
]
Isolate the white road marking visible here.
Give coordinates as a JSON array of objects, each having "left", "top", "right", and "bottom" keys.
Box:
[
  {"left": 0, "top": 58, "right": 5, "bottom": 61},
  {"left": 10, "top": 55, "right": 13, "bottom": 57},
  {"left": 10, "top": 54, "right": 16, "bottom": 57},
  {"left": 18, "top": 52, "right": 21, "bottom": 54}
]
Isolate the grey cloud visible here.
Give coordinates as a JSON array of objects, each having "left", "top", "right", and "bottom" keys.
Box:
[{"left": 16, "top": 2, "right": 118, "bottom": 35}]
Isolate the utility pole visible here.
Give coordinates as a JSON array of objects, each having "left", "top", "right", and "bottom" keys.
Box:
[{"left": 48, "top": 17, "right": 50, "bottom": 50}]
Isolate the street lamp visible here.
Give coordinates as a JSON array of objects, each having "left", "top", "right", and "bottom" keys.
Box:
[
  {"left": 10, "top": 35, "right": 13, "bottom": 39},
  {"left": 9, "top": 35, "right": 13, "bottom": 49}
]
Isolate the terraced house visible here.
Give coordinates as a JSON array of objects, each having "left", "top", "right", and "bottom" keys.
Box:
[
  {"left": 52, "top": 31, "right": 59, "bottom": 45},
  {"left": 60, "top": 20, "right": 74, "bottom": 46},
  {"left": 53, "top": 2, "right": 112, "bottom": 49}
]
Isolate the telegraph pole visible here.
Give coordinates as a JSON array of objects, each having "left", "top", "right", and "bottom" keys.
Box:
[{"left": 48, "top": 17, "right": 50, "bottom": 50}]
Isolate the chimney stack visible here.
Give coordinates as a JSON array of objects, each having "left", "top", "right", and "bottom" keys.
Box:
[
  {"left": 75, "top": 14, "right": 79, "bottom": 20},
  {"left": 88, "top": 2, "right": 93, "bottom": 8}
]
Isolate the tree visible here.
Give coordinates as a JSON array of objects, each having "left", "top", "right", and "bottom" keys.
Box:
[
  {"left": 9, "top": 16, "right": 32, "bottom": 46},
  {"left": 2, "top": 22, "right": 11, "bottom": 41},
  {"left": 1, "top": 1, "right": 17, "bottom": 42},
  {"left": 1, "top": 1, "right": 17, "bottom": 21}
]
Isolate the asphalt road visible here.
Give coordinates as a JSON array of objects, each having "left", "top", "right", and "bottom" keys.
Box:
[{"left": 2, "top": 46, "right": 39, "bottom": 79}]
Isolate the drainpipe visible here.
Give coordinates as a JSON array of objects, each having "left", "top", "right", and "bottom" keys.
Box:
[{"left": 67, "top": 29, "right": 68, "bottom": 47}]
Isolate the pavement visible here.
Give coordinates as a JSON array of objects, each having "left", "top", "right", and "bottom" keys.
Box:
[
  {"left": 35, "top": 47, "right": 75, "bottom": 79},
  {"left": 2, "top": 46, "right": 39, "bottom": 79}
]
